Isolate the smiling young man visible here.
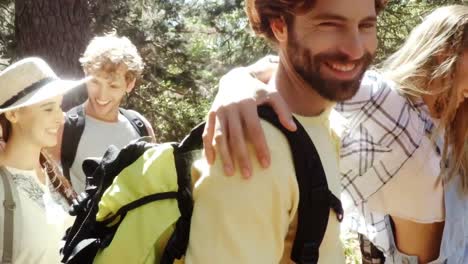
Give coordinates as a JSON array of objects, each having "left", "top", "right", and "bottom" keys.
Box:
[
  {"left": 184, "top": 0, "right": 382, "bottom": 263},
  {"left": 50, "top": 34, "right": 155, "bottom": 194}
]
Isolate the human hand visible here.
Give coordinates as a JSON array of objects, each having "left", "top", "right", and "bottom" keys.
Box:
[{"left": 203, "top": 66, "right": 296, "bottom": 178}]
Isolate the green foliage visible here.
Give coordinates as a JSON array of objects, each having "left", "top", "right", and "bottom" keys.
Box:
[
  {"left": 0, "top": 1, "right": 466, "bottom": 257},
  {"left": 342, "top": 230, "right": 362, "bottom": 263},
  {"left": 187, "top": 0, "right": 272, "bottom": 69},
  {"left": 376, "top": 0, "right": 466, "bottom": 63},
  {"left": 0, "top": 0, "right": 14, "bottom": 69},
  {"left": 92, "top": 0, "right": 213, "bottom": 141},
  {"left": 0, "top": 0, "right": 466, "bottom": 141}
]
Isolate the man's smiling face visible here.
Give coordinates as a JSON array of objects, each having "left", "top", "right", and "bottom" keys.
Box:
[{"left": 285, "top": 0, "right": 378, "bottom": 101}]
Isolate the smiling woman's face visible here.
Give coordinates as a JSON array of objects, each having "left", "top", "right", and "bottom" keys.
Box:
[{"left": 9, "top": 95, "right": 64, "bottom": 148}]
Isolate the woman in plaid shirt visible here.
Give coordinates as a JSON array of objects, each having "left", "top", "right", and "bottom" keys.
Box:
[{"left": 203, "top": 5, "right": 468, "bottom": 263}]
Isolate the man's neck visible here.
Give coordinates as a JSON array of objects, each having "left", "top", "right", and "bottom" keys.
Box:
[
  {"left": 275, "top": 61, "right": 333, "bottom": 117},
  {"left": 84, "top": 100, "right": 119, "bottom": 122}
]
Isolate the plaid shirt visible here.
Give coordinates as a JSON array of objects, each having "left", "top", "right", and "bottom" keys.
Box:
[{"left": 335, "top": 70, "right": 435, "bottom": 253}]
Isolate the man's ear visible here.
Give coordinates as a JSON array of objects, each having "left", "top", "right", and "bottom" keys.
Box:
[
  {"left": 270, "top": 18, "right": 288, "bottom": 43},
  {"left": 126, "top": 78, "right": 136, "bottom": 93}
]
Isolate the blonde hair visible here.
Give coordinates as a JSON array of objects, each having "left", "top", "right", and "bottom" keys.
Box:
[
  {"left": 380, "top": 5, "right": 468, "bottom": 191},
  {"left": 80, "top": 33, "right": 144, "bottom": 82}
]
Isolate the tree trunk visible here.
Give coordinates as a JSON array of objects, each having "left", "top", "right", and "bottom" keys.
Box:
[{"left": 15, "top": 0, "right": 92, "bottom": 110}]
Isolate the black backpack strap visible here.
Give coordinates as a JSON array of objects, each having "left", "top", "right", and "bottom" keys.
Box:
[
  {"left": 119, "top": 108, "right": 149, "bottom": 137},
  {"left": 160, "top": 123, "right": 204, "bottom": 264},
  {"left": 257, "top": 106, "right": 343, "bottom": 264},
  {"left": 61, "top": 104, "right": 86, "bottom": 183}
]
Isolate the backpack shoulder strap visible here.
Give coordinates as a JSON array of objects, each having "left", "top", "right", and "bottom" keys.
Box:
[
  {"left": 257, "top": 105, "right": 343, "bottom": 264},
  {"left": 119, "top": 108, "right": 149, "bottom": 137},
  {"left": 0, "top": 167, "right": 17, "bottom": 264},
  {"left": 61, "top": 104, "right": 86, "bottom": 183},
  {"left": 160, "top": 123, "right": 204, "bottom": 264}
]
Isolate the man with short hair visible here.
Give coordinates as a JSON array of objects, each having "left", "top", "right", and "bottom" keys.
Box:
[
  {"left": 184, "top": 0, "right": 382, "bottom": 262},
  {"left": 50, "top": 34, "right": 155, "bottom": 194}
]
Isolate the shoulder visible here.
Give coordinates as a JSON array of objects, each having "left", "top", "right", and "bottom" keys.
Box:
[
  {"left": 195, "top": 119, "right": 298, "bottom": 201},
  {"left": 356, "top": 70, "right": 398, "bottom": 101},
  {"left": 258, "top": 119, "right": 298, "bottom": 176},
  {"left": 203, "top": 119, "right": 296, "bottom": 180},
  {"left": 188, "top": 120, "right": 298, "bottom": 263},
  {"left": 336, "top": 70, "right": 398, "bottom": 112},
  {"left": 191, "top": 119, "right": 299, "bottom": 247},
  {"left": 342, "top": 70, "right": 425, "bottom": 127}
]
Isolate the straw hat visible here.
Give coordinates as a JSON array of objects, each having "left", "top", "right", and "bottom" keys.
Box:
[{"left": 0, "top": 57, "right": 90, "bottom": 113}]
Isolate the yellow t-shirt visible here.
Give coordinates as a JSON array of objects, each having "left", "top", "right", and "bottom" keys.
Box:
[{"left": 185, "top": 108, "right": 344, "bottom": 264}]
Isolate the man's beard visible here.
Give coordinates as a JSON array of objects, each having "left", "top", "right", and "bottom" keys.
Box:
[{"left": 287, "top": 32, "right": 374, "bottom": 102}]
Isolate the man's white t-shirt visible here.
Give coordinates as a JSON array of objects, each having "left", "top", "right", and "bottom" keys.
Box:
[{"left": 69, "top": 113, "right": 141, "bottom": 193}]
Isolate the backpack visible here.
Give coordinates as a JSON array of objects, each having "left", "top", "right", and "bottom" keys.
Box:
[
  {"left": 60, "top": 106, "right": 344, "bottom": 264},
  {"left": 60, "top": 104, "right": 149, "bottom": 183}
]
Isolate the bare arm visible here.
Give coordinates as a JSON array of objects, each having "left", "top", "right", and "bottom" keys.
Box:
[
  {"left": 203, "top": 55, "right": 295, "bottom": 178},
  {"left": 245, "top": 55, "right": 279, "bottom": 83}
]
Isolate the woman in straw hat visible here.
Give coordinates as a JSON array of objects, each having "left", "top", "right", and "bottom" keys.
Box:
[
  {"left": 201, "top": 5, "right": 468, "bottom": 263},
  {"left": 0, "top": 57, "right": 88, "bottom": 263}
]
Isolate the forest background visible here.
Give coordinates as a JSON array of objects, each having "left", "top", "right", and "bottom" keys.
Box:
[{"left": 0, "top": 0, "right": 466, "bottom": 261}]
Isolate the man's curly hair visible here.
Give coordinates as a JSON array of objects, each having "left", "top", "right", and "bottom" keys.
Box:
[{"left": 80, "top": 33, "right": 144, "bottom": 82}]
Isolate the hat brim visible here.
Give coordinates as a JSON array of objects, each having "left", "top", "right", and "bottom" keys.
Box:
[{"left": 0, "top": 76, "right": 91, "bottom": 114}]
